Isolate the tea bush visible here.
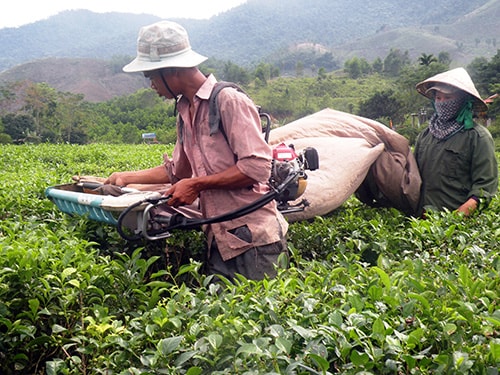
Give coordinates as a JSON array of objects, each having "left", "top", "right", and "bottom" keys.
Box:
[{"left": 0, "top": 144, "right": 498, "bottom": 374}]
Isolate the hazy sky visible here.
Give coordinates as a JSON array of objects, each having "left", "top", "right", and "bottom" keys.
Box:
[{"left": 0, "top": 0, "right": 248, "bottom": 29}]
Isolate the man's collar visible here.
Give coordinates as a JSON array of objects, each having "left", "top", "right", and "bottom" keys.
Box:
[{"left": 196, "top": 74, "right": 217, "bottom": 100}]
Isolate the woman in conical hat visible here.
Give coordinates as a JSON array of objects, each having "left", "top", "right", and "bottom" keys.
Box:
[{"left": 413, "top": 67, "right": 497, "bottom": 216}]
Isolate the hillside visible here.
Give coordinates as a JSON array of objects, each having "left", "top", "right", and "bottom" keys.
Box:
[
  {"left": 2, "top": 57, "right": 147, "bottom": 102},
  {"left": 198, "top": 0, "right": 497, "bottom": 65},
  {"left": 333, "top": 28, "right": 464, "bottom": 64},
  {"left": 0, "top": 0, "right": 498, "bottom": 101},
  {"left": 335, "top": 0, "right": 500, "bottom": 65},
  {"left": 0, "top": 11, "right": 160, "bottom": 72},
  {"left": 0, "top": 0, "right": 497, "bottom": 70}
]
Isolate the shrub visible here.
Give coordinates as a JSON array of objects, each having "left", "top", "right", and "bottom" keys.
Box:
[{"left": 1, "top": 144, "right": 498, "bottom": 374}]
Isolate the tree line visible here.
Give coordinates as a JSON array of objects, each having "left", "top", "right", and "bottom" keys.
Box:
[{"left": 0, "top": 49, "right": 498, "bottom": 146}]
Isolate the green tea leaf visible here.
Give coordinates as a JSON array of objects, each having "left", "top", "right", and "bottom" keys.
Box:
[
  {"left": 372, "top": 266, "right": 391, "bottom": 289},
  {"left": 309, "top": 353, "right": 330, "bottom": 371},
  {"left": 443, "top": 323, "right": 457, "bottom": 335},
  {"left": 158, "top": 336, "right": 183, "bottom": 355},
  {"left": 276, "top": 337, "right": 292, "bottom": 354},
  {"left": 51, "top": 324, "right": 67, "bottom": 334},
  {"left": 185, "top": 367, "right": 202, "bottom": 375},
  {"left": 208, "top": 333, "right": 222, "bottom": 350},
  {"left": 407, "top": 293, "right": 430, "bottom": 311},
  {"left": 350, "top": 349, "right": 369, "bottom": 366},
  {"left": 236, "top": 343, "right": 261, "bottom": 356}
]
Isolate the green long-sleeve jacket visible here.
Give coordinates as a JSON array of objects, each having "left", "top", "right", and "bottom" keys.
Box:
[{"left": 414, "top": 123, "right": 498, "bottom": 215}]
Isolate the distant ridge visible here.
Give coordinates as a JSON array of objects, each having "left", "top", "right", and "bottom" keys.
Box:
[
  {"left": 0, "top": 57, "right": 148, "bottom": 102},
  {"left": 0, "top": 0, "right": 498, "bottom": 101},
  {"left": 0, "top": 0, "right": 497, "bottom": 72}
]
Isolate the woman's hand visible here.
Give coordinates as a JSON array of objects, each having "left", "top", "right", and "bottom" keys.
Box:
[{"left": 456, "top": 197, "right": 478, "bottom": 216}]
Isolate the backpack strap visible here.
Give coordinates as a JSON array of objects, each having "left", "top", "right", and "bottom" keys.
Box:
[
  {"left": 208, "top": 81, "right": 247, "bottom": 137},
  {"left": 178, "top": 114, "right": 185, "bottom": 145},
  {"left": 177, "top": 81, "right": 247, "bottom": 145}
]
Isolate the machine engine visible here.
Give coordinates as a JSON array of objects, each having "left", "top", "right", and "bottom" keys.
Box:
[{"left": 269, "top": 143, "right": 319, "bottom": 213}]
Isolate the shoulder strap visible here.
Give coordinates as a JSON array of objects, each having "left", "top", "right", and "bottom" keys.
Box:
[
  {"left": 177, "top": 81, "right": 249, "bottom": 145},
  {"left": 208, "top": 81, "right": 247, "bottom": 136}
]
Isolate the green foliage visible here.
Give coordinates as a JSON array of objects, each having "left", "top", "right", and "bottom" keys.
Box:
[
  {"left": 383, "top": 49, "right": 411, "bottom": 77},
  {"left": 1, "top": 113, "right": 35, "bottom": 141},
  {"left": 468, "top": 50, "right": 500, "bottom": 95},
  {"left": 344, "top": 57, "right": 372, "bottom": 79},
  {"left": 418, "top": 53, "right": 438, "bottom": 66},
  {"left": 248, "top": 73, "right": 394, "bottom": 123},
  {"left": 269, "top": 47, "right": 339, "bottom": 77},
  {"left": 0, "top": 132, "right": 11, "bottom": 144},
  {"left": 0, "top": 50, "right": 498, "bottom": 146},
  {"left": 253, "top": 62, "right": 280, "bottom": 86},
  {"left": 91, "top": 88, "right": 177, "bottom": 144},
  {"left": 468, "top": 49, "right": 500, "bottom": 117},
  {"left": 0, "top": 144, "right": 499, "bottom": 374},
  {"left": 358, "top": 89, "right": 403, "bottom": 124},
  {"left": 221, "top": 61, "right": 252, "bottom": 85}
]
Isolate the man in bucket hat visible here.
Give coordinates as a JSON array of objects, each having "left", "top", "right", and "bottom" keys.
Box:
[
  {"left": 414, "top": 67, "right": 498, "bottom": 216},
  {"left": 106, "top": 21, "right": 288, "bottom": 281}
]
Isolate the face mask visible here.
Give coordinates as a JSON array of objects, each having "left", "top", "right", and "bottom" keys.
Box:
[
  {"left": 429, "top": 95, "right": 473, "bottom": 140},
  {"left": 434, "top": 97, "right": 465, "bottom": 122}
]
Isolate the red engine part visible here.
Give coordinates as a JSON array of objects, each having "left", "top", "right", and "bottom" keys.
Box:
[{"left": 272, "top": 143, "right": 298, "bottom": 161}]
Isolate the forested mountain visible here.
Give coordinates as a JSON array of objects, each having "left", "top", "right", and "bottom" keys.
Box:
[
  {"left": 0, "top": 0, "right": 498, "bottom": 104},
  {"left": 0, "top": 0, "right": 498, "bottom": 73}
]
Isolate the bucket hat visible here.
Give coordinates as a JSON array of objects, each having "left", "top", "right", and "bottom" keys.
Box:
[
  {"left": 123, "top": 21, "right": 207, "bottom": 73},
  {"left": 416, "top": 67, "right": 487, "bottom": 112}
]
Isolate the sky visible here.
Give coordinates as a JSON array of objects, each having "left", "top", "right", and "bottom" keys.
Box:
[{"left": 0, "top": 0, "right": 248, "bottom": 29}]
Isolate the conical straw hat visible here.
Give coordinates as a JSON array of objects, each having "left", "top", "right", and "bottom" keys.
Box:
[{"left": 416, "top": 67, "right": 487, "bottom": 112}]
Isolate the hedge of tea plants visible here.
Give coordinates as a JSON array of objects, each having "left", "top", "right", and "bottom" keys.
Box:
[{"left": 0, "top": 144, "right": 499, "bottom": 374}]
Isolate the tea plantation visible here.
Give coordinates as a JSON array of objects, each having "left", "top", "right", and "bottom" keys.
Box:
[{"left": 0, "top": 144, "right": 498, "bottom": 374}]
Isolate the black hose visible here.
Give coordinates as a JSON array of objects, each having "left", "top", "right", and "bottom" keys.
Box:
[
  {"left": 116, "top": 195, "right": 170, "bottom": 241},
  {"left": 154, "top": 188, "right": 277, "bottom": 231},
  {"left": 116, "top": 171, "right": 298, "bottom": 241},
  {"left": 143, "top": 171, "right": 297, "bottom": 238}
]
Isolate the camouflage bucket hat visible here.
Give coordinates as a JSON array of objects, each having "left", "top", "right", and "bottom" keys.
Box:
[
  {"left": 123, "top": 21, "right": 207, "bottom": 73},
  {"left": 415, "top": 67, "right": 487, "bottom": 113}
]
